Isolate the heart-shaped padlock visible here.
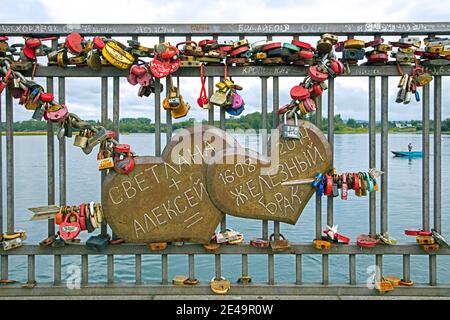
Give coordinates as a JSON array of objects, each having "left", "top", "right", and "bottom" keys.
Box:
[
  {"left": 150, "top": 53, "right": 172, "bottom": 78},
  {"left": 308, "top": 65, "right": 329, "bottom": 82},
  {"left": 197, "top": 96, "right": 209, "bottom": 109},
  {"left": 44, "top": 104, "right": 69, "bottom": 122},
  {"left": 65, "top": 32, "right": 84, "bottom": 54},
  {"left": 59, "top": 211, "right": 81, "bottom": 241},
  {"left": 136, "top": 66, "right": 152, "bottom": 87},
  {"left": 290, "top": 84, "right": 310, "bottom": 101}
]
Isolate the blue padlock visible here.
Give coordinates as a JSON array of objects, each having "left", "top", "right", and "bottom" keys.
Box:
[
  {"left": 317, "top": 175, "right": 325, "bottom": 196},
  {"left": 312, "top": 172, "right": 324, "bottom": 188},
  {"left": 225, "top": 103, "right": 245, "bottom": 116}
]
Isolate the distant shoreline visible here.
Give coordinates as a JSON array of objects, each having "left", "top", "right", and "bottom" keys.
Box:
[{"left": 2, "top": 131, "right": 449, "bottom": 136}]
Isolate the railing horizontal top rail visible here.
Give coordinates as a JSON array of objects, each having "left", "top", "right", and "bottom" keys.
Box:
[{"left": 1, "top": 23, "right": 450, "bottom": 36}]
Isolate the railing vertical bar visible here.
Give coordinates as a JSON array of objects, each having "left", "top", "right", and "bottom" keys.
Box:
[
  {"left": 422, "top": 84, "right": 430, "bottom": 231},
  {"left": 27, "top": 255, "right": 35, "bottom": 284},
  {"left": 188, "top": 254, "right": 195, "bottom": 280},
  {"left": 403, "top": 254, "right": 410, "bottom": 282},
  {"left": 0, "top": 86, "right": 3, "bottom": 280},
  {"left": 101, "top": 77, "right": 108, "bottom": 236},
  {"left": 113, "top": 77, "right": 120, "bottom": 141},
  {"left": 46, "top": 77, "right": 55, "bottom": 237},
  {"left": 5, "top": 88, "right": 13, "bottom": 233},
  {"left": 273, "top": 76, "right": 279, "bottom": 128},
  {"left": 153, "top": 35, "right": 164, "bottom": 157},
  {"left": 327, "top": 78, "right": 334, "bottom": 227},
  {"left": 166, "top": 76, "right": 172, "bottom": 142},
  {"left": 54, "top": 255, "right": 61, "bottom": 285},
  {"left": 162, "top": 254, "right": 168, "bottom": 285},
  {"left": 241, "top": 254, "right": 248, "bottom": 278},
  {"left": 262, "top": 76, "right": 269, "bottom": 240},
  {"left": 111, "top": 77, "right": 120, "bottom": 240},
  {"left": 268, "top": 254, "right": 274, "bottom": 285},
  {"left": 135, "top": 254, "right": 142, "bottom": 285},
  {"left": 349, "top": 254, "right": 356, "bottom": 285},
  {"left": 107, "top": 254, "right": 114, "bottom": 284},
  {"left": 322, "top": 254, "right": 329, "bottom": 285},
  {"left": 369, "top": 76, "right": 377, "bottom": 237},
  {"left": 315, "top": 96, "right": 322, "bottom": 240},
  {"left": 380, "top": 76, "right": 389, "bottom": 234},
  {"left": 296, "top": 254, "right": 302, "bottom": 285},
  {"left": 376, "top": 255, "right": 383, "bottom": 283},
  {"left": 215, "top": 254, "right": 221, "bottom": 279},
  {"left": 58, "top": 77, "right": 66, "bottom": 207},
  {"left": 430, "top": 255, "right": 437, "bottom": 286},
  {"left": 433, "top": 75, "right": 442, "bottom": 234},
  {"left": 81, "top": 255, "right": 88, "bottom": 285}
]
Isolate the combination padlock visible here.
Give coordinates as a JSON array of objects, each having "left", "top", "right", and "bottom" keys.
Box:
[{"left": 281, "top": 112, "right": 300, "bottom": 140}]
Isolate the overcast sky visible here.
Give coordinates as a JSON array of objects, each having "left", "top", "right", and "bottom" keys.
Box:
[{"left": 1, "top": 0, "right": 449, "bottom": 122}]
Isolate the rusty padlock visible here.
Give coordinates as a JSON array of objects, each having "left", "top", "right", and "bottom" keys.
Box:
[
  {"left": 148, "top": 242, "right": 167, "bottom": 251},
  {"left": 269, "top": 233, "right": 291, "bottom": 252}
]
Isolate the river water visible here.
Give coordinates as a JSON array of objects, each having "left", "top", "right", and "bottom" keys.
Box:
[{"left": 3, "top": 133, "right": 449, "bottom": 285}]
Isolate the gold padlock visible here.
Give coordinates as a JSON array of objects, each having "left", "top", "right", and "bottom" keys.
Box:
[
  {"left": 255, "top": 52, "right": 267, "bottom": 60},
  {"left": 270, "top": 234, "right": 291, "bottom": 252},
  {"left": 172, "top": 275, "right": 188, "bottom": 285},
  {"left": 344, "top": 39, "right": 365, "bottom": 50},
  {"left": 203, "top": 243, "right": 220, "bottom": 253},
  {"left": 376, "top": 279, "right": 395, "bottom": 293},
  {"left": 384, "top": 276, "right": 401, "bottom": 287},
  {"left": 210, "top": 277, "right": 231, "bottom": 295},
  {"left": 171, "top": 99, "right": 190, "bottom": 119},
  {"left": 422, "top": 244, "right": 440, "bottom": 252},
  {"left": 416, "top": 235, "right": 435, "bottom": 245},
  {"left": 313, "top": 239, "right": 331, "bottom": 250},
  {"left": 426, "top": 45, "right": 444, "bottom": 54},
  {"left": 399, "top": 47, "right": 414, "bottom": 54},
  {"left": 376, "top": 44, "right": 392, "bottom": 52},
  {"left": 148, "top": 242, "right": 167, "bottom": 251}
]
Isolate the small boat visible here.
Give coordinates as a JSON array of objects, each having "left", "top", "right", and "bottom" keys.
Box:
[{"left": 391, "top": 151, "right": 423, "bottom": 157}]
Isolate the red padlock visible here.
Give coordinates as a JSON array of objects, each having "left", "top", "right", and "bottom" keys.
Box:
[
  {"left": 357, "top": 234, "right": 380, "bottom": 248},
  {"left": 262, "top": 42, "right": 282, "bottom": 52},
  {"left": 0, "top": 36, "right": 8, "bottom": 41},
  {"left": 278, "top": 104, "right": 291, "bottom": 115},
  {"left": 40, "top": 93, "right": 54, "bottom": 103},
  {"left": 59, "top": 210, "right": 81, "bottom": 241},
  {"left": 303, "top": 97, "right": 316, "bottom": 112},
  {"left": 199, "top": 39, "right": 217, "bottom": 48},
  {"left": 79, "top": 204, "right": 87, "bottom": 231},
  {"left": 334, "top": 41, "right": 345, "bottom": 52},
  {"left": 290, "top": 84, "right": 310, "bottom": 101},
  {"left": 0, "top": 69, "right": 12, "bottom": 94},
  {"left": 150, "top": 53, "right": 172, "bottom": 78},
  {"left": 298, "top": 50, "right": 315, "bottom": 60},
  {"left": 365, "top": 38, "right": 385, "bottom": 48},
  {"left": 65, "top": 32, "right": 84, "bottom": 54},
  {"left": 368, "top": 52, "right": 388, "bottom": 64},
  {"left": 23, "top": 37, "right": 56, "bottom": 60},
  {"left": 230, "top": 46, "right": 250, "bottom": 57},
  {"left": 291, "top": 40, "right": 313, "bottom": 51},
  {"left": 114, "top": 144, "right": 135, "bottom": 175},
  {"left": 308, "top": 65, "right": 329, "bottom": 82},
  {"left": 311, "top": 83, "right": 323, "bottom": 97},
  {"left": 161, "top": 48, "right": 176, "bottom": 60},
  {"left": 330, "top": 58, "right": 345, "bottom": 75},
  {"left": 93, "top": 36, "right": 105, "bottom": 49}
]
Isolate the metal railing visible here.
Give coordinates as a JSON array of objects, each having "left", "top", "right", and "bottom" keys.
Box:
[{"left": 0, "top": 23, "right": 449, "bottom": 298}]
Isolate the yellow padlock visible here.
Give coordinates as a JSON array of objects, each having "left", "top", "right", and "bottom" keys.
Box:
[
  {"left": 171, "top": 97, "right": 190, "bottom": 119},
  {"left": 102, "top": 40, "right": 135, "bottom": 70},
  {"left": 376, "top": 44, "right": 392, "bottom": 52},
  {"left": 344, "top": 39, "right": 365, "bottom": 50},
  {"left": 399, "top": 47, "right": 415, "bottom": 54},
  {"left": 426, "top": 45, "right": 443, "bottom": 54}
]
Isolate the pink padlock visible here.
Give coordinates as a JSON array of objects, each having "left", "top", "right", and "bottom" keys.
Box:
[
  {"left": 232, "top": 91, "right": 244, "bottom": 110},
  {"left": 136, "top": 65, "right": 152, "bottom": 87},
  {"left": 44, "top": 104, "right": 69, "bottom": 123}
]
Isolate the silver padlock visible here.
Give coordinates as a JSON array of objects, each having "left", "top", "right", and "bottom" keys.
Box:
[
  {"left": 282, "top": 112, "right": 300, "bottom": 140},
  {"left": 2, "top": 237, "right": 23, "bottom": 251}
]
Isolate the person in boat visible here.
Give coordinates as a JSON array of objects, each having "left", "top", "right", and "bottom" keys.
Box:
[{"left": 408, "top": 143, "right": 413, "bottom": 152}]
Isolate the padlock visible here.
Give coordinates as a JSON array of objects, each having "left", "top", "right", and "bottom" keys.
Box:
[
  {"left": 237, "top": 275, "right": 252, "bottom": 284},
  {"left": 342, "top": 48, "right": 366, "bottom": 60},
  {"left": 114, "top": 143, "right": 135, "bottom": 174},
  {"left": 269, "top": 233, "right": 291, "bottom": 252},
  {"left": 396, "top": 52, "right": 415, "bottom": 64},
  {"left": 341, "top": 173, "right": 348, "bottom": 200},
  {"left": 414, "top": 68, "right": 433, "bottom": 87},
  {"left": 357, "top": 234, "right": 380, "bottom": 248},
  {"left": 376, "top": 44, "right": 393, "bottom": 52},
  {"left": 2, "top": 237, "right": 23, "bottom": 251},
  {"left": 282, "top": 113, "right": 300, "bottom": 140},
  {"left": 249, "top": 238, "right": 270, "bottom": 248},
  {"left": 65, "top": 33, "right": 84, "bottom": 55},
  {"left": 86, "top": 234, "right": 110, "bottom": 252},
  {"left": 416, "top": 235, "right": 435, "bottom": 245},
  {"left": 87, "top": 47, "right": 102, "bottom": 71},
  {"left": 422, "top": 244, "right": 440, "bottom": 252},
  {"left": 210, "top": 277, "right": 231, "bottom": 295},
  {"left": 82, "top": 127, "right": 109, "bottom": 155},
  {"left": 44, "top": 104, "right": 69, "bottom": 123},
  {"left": 73, "top": 130, "right": 89, "bottom": 148},
  {"left": 171, "top": 98, "right": 190, "bottom": 119},
  {"left": 97, "top": 148, "right": 115, "bottom": 170},
  {"left": 172, "top": 275, "right": 188, "bottom": 285},
  {"left": 313, "top": 239, "right": 331, "bottom": 250},
  {"left": 102, "top": 40, "right": 135, "bottom": 70},
  {"left": 399, "top": 47, "right": 415, "bottom": 54},
  {"left": 376, "top": 280, "right": 394, "bottom": 293},
  {"left": 367, "top": 52, "right": 389, "bottom": 64},
  {"left": 398, "top": 36, "right": 421, "bottom": 47},
  {"left": 378, "top": 232, "right": 397, "bottom": 245},
  {"left": 303, "top": 98, "right": 316, "bottom": 112},
  {"left": 431, "top": 229, "right": 449, "bottom": 248},
  {"left": 290, "top": 84, "right": 310, "bottom": 101},
  {"left": 317, "top": 33, "right": 338, "bottom": 53},
  {"left": 203, "top": 243, "right": 220, "bottom": 253},
  {"left": 59, "top": 211, "right": 81, "bottom": 241},
  {"left": 231, "top": 90, "right": 244, "bottom": 110},
  {"left": 209, "top": 89, "right": 229, "bottom": 107},
  {"left": 307, "top": 65, "right": 329, "bottom": 82},
  {"left": 365, "top": 38, "right": 385, "bottom": 48},
  {"left": 344, "top": 39, "right": 365, "bottom": 49},
  {"left": 148, "top": 242, "right": 167, "bottom": 251},
  {"left": 216, "top": 229, "right": 240, "bottom": 244}
]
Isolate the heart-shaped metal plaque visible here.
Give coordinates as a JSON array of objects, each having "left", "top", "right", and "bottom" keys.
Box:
[
  {"left": 205, "top": 120, "right": 332, "bottom": 224},
  {"left": 102, "top": 125, "right": 237, "bottom": 243}
]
